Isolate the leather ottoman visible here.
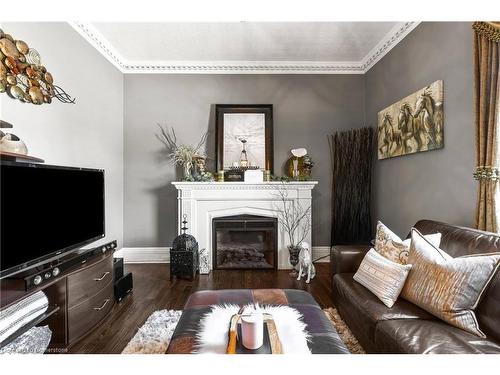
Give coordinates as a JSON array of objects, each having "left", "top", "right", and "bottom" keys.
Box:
[{"left": 166, "top": 289, "right": 349, "bottom": 354}]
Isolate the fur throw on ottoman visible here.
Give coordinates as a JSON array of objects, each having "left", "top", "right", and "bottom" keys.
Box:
[{"left": 194, "top": 304, "right": 311, "bottom": 354}]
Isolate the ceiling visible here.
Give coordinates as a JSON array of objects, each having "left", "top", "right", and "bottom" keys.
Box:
[{"left": 71, "top": 22, "right": 419, "bottom": 74}]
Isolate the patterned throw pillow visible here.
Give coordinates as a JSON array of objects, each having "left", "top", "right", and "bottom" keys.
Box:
[
  {"left": 353, "top": 249, "right": 412, "bottom": 308},
  {"left": 375, "top": 221, "right": 441, "bottom": 265},
  {"left": 401, "top": 229, "right": 500, "bottom": 337}
]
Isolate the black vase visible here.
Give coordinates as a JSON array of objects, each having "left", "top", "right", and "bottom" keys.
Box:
[{"left": 288, "top": 245, "right": 301, "bottom": 276}]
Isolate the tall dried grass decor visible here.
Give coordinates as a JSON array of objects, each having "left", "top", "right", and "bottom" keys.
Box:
[
  {"left": 156, "top": 124, "right": 209, "bottom": 180},
  {"left": 328, "top": 127, "right": 374, "bottom": 245}
]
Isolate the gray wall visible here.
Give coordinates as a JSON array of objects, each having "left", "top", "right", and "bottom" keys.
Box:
[
  {"left": 365, "top": 22, "right": 475, "bottom": 237},
  {"left": 0, "top": 23, "right": 124, "bottom": 248},
  {"left": 1, "top": 22, "right": 474, "bottom": 250},
  {"left": 123, "top": 74, "right": 365, "bottom": 247}
]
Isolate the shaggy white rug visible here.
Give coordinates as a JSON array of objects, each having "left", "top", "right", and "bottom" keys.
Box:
[
  {"left": 194, "top": 304, "right": 311, "bottom": 354},
  {"left": 323, "top": 307, "right": 365, "bottom": 354},
  {"left": 122, "top": 309, "right": 182, "bottom": 354}
]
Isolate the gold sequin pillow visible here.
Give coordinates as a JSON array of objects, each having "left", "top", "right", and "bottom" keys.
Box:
[
  {"left": 375, "top": 221, "right": 441, "bottom": 264},
  {"left": 401, "top": 229, "right": 500, "bottom": 337}
]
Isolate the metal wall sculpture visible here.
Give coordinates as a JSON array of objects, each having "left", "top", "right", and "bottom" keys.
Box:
[
  {"left": 0, "top": 28, "right": 75, "bottom": 105},
  {"left": 377, "top": 80, "right": 443, "bottom": 159}
]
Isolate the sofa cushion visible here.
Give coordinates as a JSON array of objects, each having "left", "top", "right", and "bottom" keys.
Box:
[
  {"left": 401, "top": 229, "right": 500, "bottom": 337},
  {"left": 375, "top": 221, "right": 441, "bottom": 264},
  {"left": 374, "top": 319, "right": 500, "bottom": 354},
  {"left": 353, "top": 249, "right": 412, "bottom": 308},
  {"left": 413, "top": 219, "right": 500, "bottom": 342},
  {"left": 476, "top": 274, "right": 500, "bottom": 344},
  {"left": 413, "top": 219, "right": 500, "bottom": 257},
  {"left": 332, "top": 273, "right": 435, "bottom": 346}
]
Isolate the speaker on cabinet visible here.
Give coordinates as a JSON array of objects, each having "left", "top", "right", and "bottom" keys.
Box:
[
  {"left": 114, "top": 273, "right": 133, "bottom": 302},
  {"left": 113, "top": 257, "right": 124, "bottom": 281}
]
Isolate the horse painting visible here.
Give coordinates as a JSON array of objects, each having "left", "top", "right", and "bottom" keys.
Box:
[
  {"left": 379, "top": 113, "right": 404, "bottom": 157},
  {"left": 377, "top": 80, "right": 443, "bottom": 159},
  {"left": 398, "top": 102, "right": 419, "bottom": 153}
]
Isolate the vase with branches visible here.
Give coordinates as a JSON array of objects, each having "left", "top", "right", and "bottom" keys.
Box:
[
  {"left": 156, "top": 124, "right": 209, "bottom": 180},
  {"left": 274, "top": 184, "right": 312, "bottom": 276}
]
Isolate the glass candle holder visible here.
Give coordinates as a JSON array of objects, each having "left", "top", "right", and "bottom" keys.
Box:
[
  {"left": 264, "top": 170, "right": 271, "bottom": 182},
  {"left": 241, "top": 312, "right": 264, "bottom": 350},
  {"left": 217, "top": 170, "right": 225, "bottom": 182}
]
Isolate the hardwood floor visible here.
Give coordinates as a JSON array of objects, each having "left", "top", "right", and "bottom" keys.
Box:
[{"left": 69, "top": 263, "right": 333, "bottom": 354}]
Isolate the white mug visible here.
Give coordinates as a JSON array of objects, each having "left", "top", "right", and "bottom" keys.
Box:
[{"left": 241, "top": 312, "right": 264, "bottom": 350}]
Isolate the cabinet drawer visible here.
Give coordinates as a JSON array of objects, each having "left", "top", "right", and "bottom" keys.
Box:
[
  {"left": 67, "top": 255, "right": 113, "bottom": 308},
  {"left": 68, "top": 280, "right": 114, "bottom": 343}
]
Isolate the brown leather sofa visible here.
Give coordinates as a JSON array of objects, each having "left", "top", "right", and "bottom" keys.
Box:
[{"left": 331, "top": 219, "right": 500, "bottom": 353}]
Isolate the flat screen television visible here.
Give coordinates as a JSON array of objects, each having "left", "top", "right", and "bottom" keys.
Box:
[{"left": 0, "top": 162, "right": 105, "bottom": 278}]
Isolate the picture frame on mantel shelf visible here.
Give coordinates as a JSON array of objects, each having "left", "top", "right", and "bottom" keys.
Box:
[{"left": 215, "top": 104, "right": 274, "bottom": 173}]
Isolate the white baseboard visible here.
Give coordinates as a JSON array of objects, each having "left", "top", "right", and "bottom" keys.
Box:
[
  {"left": 115, "top": 246, "right": 331, "bottom": 264},
  {"left": 114, "top": 247, "right": 170, "bottom": 263}
]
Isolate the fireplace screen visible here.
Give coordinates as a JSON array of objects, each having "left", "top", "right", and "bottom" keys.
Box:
[{"left": 213, "top": 215, "right": 277, "bottom": 270}]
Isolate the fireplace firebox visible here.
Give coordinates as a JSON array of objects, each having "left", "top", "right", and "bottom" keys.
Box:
[{"left": 212, "top": 215, "right": 277, "bottom": 270}]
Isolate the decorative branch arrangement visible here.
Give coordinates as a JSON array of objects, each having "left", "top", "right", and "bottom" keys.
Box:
[
  {"left": 156, "top": 124, "right": 211, "bottom": 180},
  {"left": 273, "top": 184, "right": 311, "bottom": 249},
  {"left": 328, "top": 127, "right": 374, "bottom": 245},
  {"left": 0, "top": 28, "right": 75, "bottom": 105}
]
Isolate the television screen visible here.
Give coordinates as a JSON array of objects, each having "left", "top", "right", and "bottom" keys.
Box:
[{"left": 0, "top": 162, "right": 105, "bottom": 278}]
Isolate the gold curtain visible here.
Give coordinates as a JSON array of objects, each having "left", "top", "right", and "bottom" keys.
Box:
[{"left": 474, "top": 22, "right": 500, "bottom": 232}]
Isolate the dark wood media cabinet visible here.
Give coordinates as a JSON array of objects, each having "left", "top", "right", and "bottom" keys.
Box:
[{"left": 0, "top": 250, "right": 114, "bottom": 351}]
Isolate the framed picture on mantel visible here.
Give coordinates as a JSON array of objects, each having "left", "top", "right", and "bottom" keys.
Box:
[{"left": 215, "top": 104, "right": 274, "bottom": 173}]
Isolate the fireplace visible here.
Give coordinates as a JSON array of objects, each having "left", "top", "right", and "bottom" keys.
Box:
[
  {"left": 172, "top": 181, "right": 317, "bottom": 271},
  {"left": 212, "top": 215, "right": 277, "bottom": 270}
]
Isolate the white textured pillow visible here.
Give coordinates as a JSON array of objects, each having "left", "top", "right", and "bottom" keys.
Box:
[
  {"left": 375, "top": 221, "right": 441, "bottom": 264},
  {"left": 353, "top": 249, "right": 412, "bottom": 308}
]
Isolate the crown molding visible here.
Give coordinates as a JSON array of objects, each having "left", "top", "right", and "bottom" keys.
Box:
[
  {"left": 361, "top": 21, "right": 420, "bottom": 72},
  {"left": 119, "top": 61, "right": 365, "bottom": 74},
  {"left": 70, "top": 22, "right": 127, "bottom": 71},
  {"left": 70, "top": 21, "right": 420, "bottom": 74}
]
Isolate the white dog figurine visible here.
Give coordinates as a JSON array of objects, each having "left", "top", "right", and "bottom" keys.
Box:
[{"left": 296, "top": 241, "right": 316, "bottom": 283}]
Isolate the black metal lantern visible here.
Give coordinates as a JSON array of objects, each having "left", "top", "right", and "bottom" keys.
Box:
[{"left": 170, "top": 215, "right": 199, "bottom": 281}]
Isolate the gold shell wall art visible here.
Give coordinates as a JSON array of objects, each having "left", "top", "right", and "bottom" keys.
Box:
[{"left": 0, "top": 28, "right": 75, "bottom": 105}]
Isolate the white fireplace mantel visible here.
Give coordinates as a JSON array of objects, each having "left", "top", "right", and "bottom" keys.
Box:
[{"left": 172, "top": 181, "right": 318, "bottom": 271}]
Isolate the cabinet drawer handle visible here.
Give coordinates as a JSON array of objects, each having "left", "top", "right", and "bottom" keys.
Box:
[
  {"left": 93, "top": 272, "right": 110, "bottom": 281},
  {"left": 93, "top": 299, "right": 110, "bottom": 311}
]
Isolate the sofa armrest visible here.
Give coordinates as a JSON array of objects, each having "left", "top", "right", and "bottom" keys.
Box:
[{"left": 330, "top": 245, "right": 371, "bottom": 276}]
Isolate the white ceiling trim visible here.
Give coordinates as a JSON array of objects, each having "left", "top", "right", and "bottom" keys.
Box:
[
  {"left": 70, "top": 21, "right": 420, "bottom": 74},
  {"left": 361, "top": 21, "right": 420, "bottom": 71},
  {"left": 115, "top": 61, "right": 365, "bottom": 74},
  {"left": 70, "top": 22, "right": 127, "bottom": 70}
]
